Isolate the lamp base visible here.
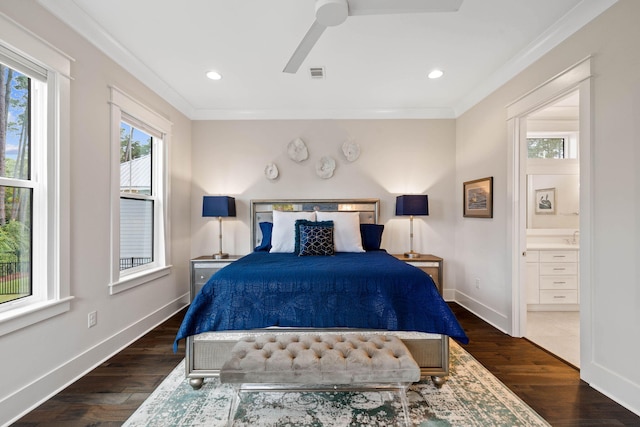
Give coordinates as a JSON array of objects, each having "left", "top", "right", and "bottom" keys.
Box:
[
  {"left": 213, "top": 252, "right": 229, "bottom": 259},
  {"left": 404, "top": 251, "right": 421, "bottom": 259}
]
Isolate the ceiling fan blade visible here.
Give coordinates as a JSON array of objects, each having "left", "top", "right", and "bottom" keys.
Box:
[
  {"left": 283, "top": 20, "right": 327, "bottom": 74},
  {"left": 347, "top": 0, "right": 463, "bottom": 16}
]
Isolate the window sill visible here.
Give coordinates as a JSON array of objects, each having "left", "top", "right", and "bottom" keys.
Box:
[
  {"left": 0, "top": 296, "right": 74, "bottom": 337},
  {"left": 109, "top": 265, "right": 172, "bottom": 295}
]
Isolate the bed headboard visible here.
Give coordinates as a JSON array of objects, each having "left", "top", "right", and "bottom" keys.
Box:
[{"left": 250, "top": 198, "right": 380, "bottom": 249}]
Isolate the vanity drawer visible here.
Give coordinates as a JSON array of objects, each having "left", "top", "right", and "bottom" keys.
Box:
[
  {"left": 540, "top": 290, "right": 578, "bottom": 304},
  {"left": 193, "top": 266, "right": 219, "bottom": 285},
  {"left": 539, "top": 251, "right": 577, "bottom": 263},
  {"left": 539, "top": 262, "right": 577, "bottom": 276},
  {"left": 540, "top": 276, "right": 577, "bottom": 290}
]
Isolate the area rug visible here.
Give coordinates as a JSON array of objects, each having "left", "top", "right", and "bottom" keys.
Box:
[{"left": 124, "top": 340, "right": 550, "bottom": 426}]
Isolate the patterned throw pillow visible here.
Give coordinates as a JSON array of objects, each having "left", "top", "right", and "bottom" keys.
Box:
[
  {"left": 294, "top": 219, "right": 333, "bottom": 254},
  {"left": 298, "top": 223, "right": 334, "bottom": 256}
]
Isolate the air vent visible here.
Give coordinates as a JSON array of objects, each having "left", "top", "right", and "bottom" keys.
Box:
[{"left": 309, "top": 67, "right": 325, "bottom": 79}]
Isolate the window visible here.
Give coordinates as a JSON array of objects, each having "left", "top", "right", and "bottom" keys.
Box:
[
  {"left": 0, "top": 63, "right": 32, "bottom": 306},
  {"left": 109, "top": 87, "right": 171, "bottom": 294},
  {"left": 527, "top": 137, "right": 565, "bottom": 159},
  {"left": 0, "top": 15, "right": 72, "bottom": 336},
  {"left": 120, "top": 121, "right": 154, "bottom": 271},
  {"left": 527, "top": 132, "right": 578, "bottom": 159}
]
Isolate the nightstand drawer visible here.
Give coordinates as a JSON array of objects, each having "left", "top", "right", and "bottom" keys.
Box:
[
  {"left": 190, "top": 256, "right": 242, "bottom": 302},
  {"left": 391, "top": 254, "right": 443, "bottom": 296},
  {"left": 193, "top": 266, "right": 219, "bottom": 285}
]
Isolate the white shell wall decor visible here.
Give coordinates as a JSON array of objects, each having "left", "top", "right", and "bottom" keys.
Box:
[
  {"left": 341, "top": 139, "right": 361, "bottom": 162},
  {"left": 264, "top": 163, "right": 279, "bottom": 180},
  {"left": 316, "top": 156, "right": 336, "bottom": 179},
  {"left": 287, "top": 137, "right": 309, "bottom": 162}
]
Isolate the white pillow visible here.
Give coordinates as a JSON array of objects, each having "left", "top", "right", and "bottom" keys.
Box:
[
  {"left": 269, "top": 210, "right": 316, "bottom": 253},
  {"left": 316, "top": 211, "right": 365, "bottom": 253}
]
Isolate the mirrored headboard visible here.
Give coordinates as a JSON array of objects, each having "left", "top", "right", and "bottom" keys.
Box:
[{"left": 250, "top": 198, "right": 380, "bottom": 249}]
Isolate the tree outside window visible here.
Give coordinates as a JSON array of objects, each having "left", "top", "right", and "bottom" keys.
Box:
[
  {"left": 527, "top": 137, "right": 565, "bottom": 159},
  {"left": 0, "top": 64, "right": 32, "bottom": 305}
]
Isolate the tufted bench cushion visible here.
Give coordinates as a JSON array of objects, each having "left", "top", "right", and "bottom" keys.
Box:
[{"left": 220, "top": 333, "right": 420, "bottom": 385}]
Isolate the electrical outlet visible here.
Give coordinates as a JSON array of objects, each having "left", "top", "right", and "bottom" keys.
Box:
[
  {"left": 88, "top": 311, "right": 97, "bottom": 328},
  {"left": 475, "top": 278, "right": 480, "bottom": 289}
]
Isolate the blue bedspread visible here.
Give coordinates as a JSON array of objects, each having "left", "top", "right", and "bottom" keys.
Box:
[{"left": 174, "top": 251, "right": 468, "bottom": 351}]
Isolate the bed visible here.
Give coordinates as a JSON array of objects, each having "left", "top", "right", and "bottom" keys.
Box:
[{"left": 175, "top": 199, "right": 468, "bottom": 389}]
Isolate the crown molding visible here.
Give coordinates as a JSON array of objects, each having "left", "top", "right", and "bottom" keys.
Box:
[
  {"left": 453, "top": 0, "right": 618, "bottom": 117},
  {"left": 37, "top": 0, "right": 196, "bottom": 118},
  {"left": 190, "top": 107, "right": 456, "bottom": 121},
  {"left": 38, "top": 0, "right": 617, "bottom": 121}
]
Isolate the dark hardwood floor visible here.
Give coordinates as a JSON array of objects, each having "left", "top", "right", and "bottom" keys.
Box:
[{"left": 12, "top": 304, "right": 640, "bottom": 426}]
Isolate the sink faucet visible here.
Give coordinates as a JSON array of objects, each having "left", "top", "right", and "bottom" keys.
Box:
[{"left": 572, "top": 230, "right": 580, "bottom": 245}]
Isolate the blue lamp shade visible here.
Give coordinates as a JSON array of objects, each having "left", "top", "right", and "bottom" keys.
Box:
[
  {"left": 396, "top": 195, "right": 429, "bottom": 216},
  {"left": 202, "top": 196, "right": 236, "bottom": 218}
]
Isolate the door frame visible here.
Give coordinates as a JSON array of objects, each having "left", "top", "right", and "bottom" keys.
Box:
[{"left": 506, "top": 58, "right": 592, "bottom": 370}]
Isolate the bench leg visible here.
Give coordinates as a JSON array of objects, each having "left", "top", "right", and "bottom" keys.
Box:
[
  {"left": 399, "top": 385, "right": 412, "bottom": 427},
  {"left": 227, "top": 385, "right": 240, "bottom": 427}
]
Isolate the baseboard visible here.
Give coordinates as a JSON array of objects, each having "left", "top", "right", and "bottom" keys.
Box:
[
  {"left": 442, "top": 289, "right": 456, "bottom": 301},
  {"left": 582, "top": 360, "right": 640, "bottom": 417},
  {"left": 452, "top": 290, "right": 510, "bottom": 335},
  {"left": 1, "top": 294, "right": 189, "bottom": 427}
]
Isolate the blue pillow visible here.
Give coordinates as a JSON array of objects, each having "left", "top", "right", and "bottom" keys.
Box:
[
  {"left": 254, "top": 222, "right": 273, "bottom": 252},
  {"left": 298, "top": 223, "right": 335, "bottom": 256},
  {"left": 360, "top": 224, "right": 384, "bottom": 251},
  {"left": 295, "top": 220, "right": 334, "bottom": 255}
]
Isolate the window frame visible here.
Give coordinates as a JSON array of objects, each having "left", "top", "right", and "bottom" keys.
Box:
[
  {"left": 0, "top": 14, "right": 72, "bottom": 336},
  {"left": 109, "top": 86, "right": 171, "bottom": 294}
]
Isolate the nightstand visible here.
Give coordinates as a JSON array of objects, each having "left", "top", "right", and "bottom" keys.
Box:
[
  {"left": 392, "top": 254, "right": 443, "bottom": 296},
  {"left": 190, "top": 255, "right": 242, "bottom": 302}
]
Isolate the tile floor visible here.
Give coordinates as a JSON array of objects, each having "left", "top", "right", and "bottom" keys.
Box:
[{"left": 526, "top": 311, "right": 580, "bottom": 368}]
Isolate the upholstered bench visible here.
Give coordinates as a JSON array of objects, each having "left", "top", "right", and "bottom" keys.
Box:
[{"left": 220, "top": 333, "right": 420, "bottom": 426}]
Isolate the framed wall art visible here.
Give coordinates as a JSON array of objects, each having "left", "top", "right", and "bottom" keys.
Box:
[
  {"left": 463, "top": 177, "right": 493, "bottom": 218},
  {"left": 535, "top": 187, "right": 556, "bottom": 214}
]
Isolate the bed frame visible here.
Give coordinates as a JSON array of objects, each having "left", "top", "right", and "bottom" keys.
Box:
[{"left": 184, "top": 198, "right": 449, "bottom": 389}]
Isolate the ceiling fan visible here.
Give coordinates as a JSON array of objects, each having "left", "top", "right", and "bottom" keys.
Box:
[{"left": 283, "top": 0, "right": 464, "bottom": 74}]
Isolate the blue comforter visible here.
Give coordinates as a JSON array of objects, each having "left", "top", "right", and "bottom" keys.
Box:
[{"left": 174, "top": 251, "right": 468, "bottom": 351}]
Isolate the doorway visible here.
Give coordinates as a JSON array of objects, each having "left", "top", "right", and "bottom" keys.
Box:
[
  {"left": 523, "top": 91, "right": 580, "bottom": 367},
  {"left": 507, "top": 58, "right": 592, "bottom": 372}
]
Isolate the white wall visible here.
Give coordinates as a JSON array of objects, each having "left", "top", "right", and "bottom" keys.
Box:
[
  {"left": 190, "top": 119, "right": 457, "bottom": 278},
  {"left": 0, "top": 2, "right": 192, "bottom": 425},
  {"left": 455, "top": 0, "right": 640, "bottom": 415}
]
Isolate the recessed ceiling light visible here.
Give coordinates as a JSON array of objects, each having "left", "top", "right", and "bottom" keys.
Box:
[
  {"left": 205, "top": 70, "right": 222, "bottom": 80},
  {"left": 428, "top": 69, "right": 444, "bottom": 79}
]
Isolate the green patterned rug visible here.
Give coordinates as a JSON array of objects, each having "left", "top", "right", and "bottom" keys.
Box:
[{"left": 124, "top": 341, "right": 549, "bottom": 426}]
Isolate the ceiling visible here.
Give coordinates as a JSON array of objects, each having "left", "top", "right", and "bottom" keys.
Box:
[{"left": 38, "top": 0, "right": 616, "bottom": 120}]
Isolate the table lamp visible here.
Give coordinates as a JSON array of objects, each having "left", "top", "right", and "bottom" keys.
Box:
[
  {"left": 396, "top": 195, "right": 429, "bottom": 259},
  {"left": 202, "top": 196, "right": 236, "bottom": 259}
]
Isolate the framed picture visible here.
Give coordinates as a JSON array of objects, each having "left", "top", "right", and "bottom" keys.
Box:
[
  {"left": 535, "top": 187, "right": 556, "bottom": 214},
  {"left": 463, "top": 177, "right": 493, "bottom": 218}
]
